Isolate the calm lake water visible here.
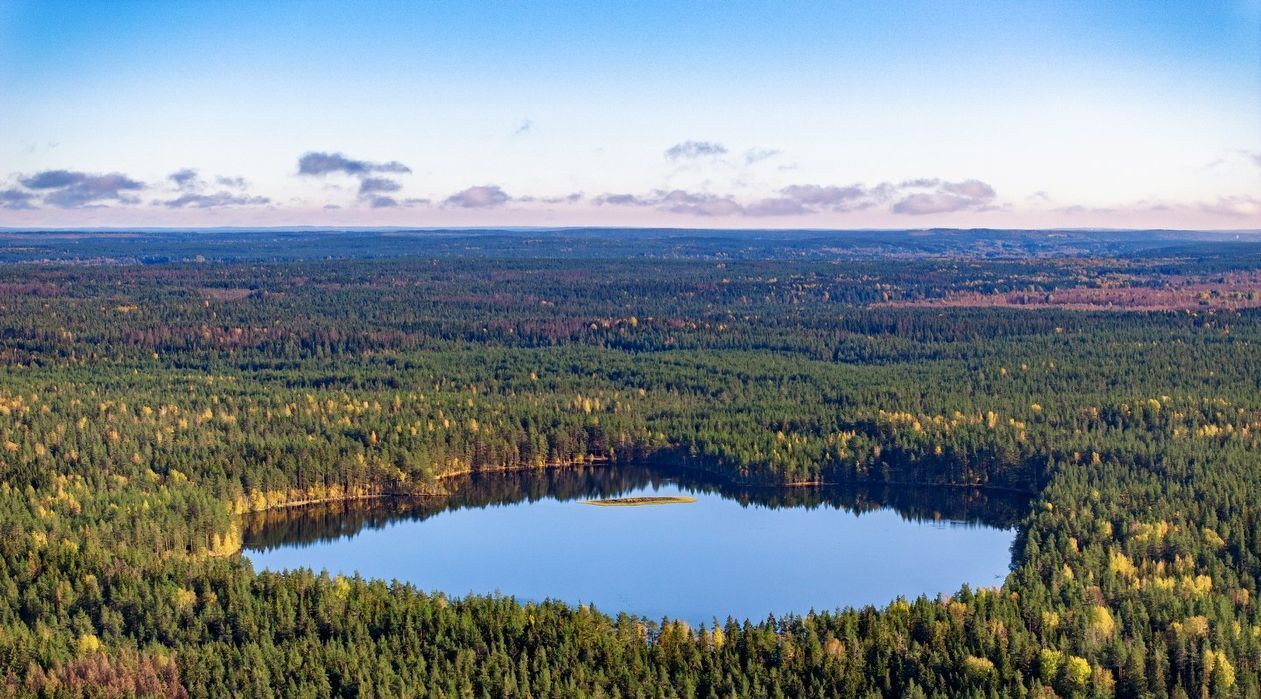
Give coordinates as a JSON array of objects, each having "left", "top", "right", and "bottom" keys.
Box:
[{"left": 243, "top": 466, "right": 1024, "bottom": 625}]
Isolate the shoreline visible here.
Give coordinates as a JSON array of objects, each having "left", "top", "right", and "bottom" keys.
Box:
[
  {"left": 233, "top": 451, "right": 1038, "bottom": 527},
  {"left": 239, "top": 457, "right": 616, "bottom": 514}
]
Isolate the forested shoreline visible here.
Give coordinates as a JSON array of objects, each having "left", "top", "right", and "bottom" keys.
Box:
[
  {"left": 239, "top": 463, "right": 1032, "bottom": 558},
  {"left": 1, "top": 246, "right": 1259, "bottom": 697}
]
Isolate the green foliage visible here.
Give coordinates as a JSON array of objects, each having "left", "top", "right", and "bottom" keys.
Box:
[{"left": 0, "top": 251, "right": 1258, "bottom": 697}]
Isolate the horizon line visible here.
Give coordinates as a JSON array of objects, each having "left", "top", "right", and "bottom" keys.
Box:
[{"left": 3, "top": 226, "right": 1261, "bottom": 235}]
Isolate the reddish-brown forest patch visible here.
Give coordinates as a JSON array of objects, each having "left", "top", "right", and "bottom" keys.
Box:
[{"left": 881, "top": 272, "right": 1261, "bottom": 311}]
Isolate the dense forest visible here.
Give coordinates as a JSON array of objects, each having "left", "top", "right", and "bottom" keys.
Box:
[{"left": 0, "top": 230, "right": 1259, "bottom": 697}]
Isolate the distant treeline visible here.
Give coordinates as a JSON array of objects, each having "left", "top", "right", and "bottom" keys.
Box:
[{"left": 2, "top": 226, "right": 1261, "bottom": 262}]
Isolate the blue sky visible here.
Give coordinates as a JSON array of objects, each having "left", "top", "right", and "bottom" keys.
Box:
[{"left": 1, "top": 0, "right": 1258, "bottom": 228}]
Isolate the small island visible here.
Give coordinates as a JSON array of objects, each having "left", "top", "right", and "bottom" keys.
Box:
[{"left": 581, "top": 496, "right": 698, "bottom": 507}]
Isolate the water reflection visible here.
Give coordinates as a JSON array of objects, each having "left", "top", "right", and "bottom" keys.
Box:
[{"left": 243, "top": 464, "right": 1028, "bottom": 552}]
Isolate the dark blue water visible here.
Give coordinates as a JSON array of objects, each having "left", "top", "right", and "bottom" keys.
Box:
[{"left": 243, "top": 467, "right": 1021, "bottom": 625}]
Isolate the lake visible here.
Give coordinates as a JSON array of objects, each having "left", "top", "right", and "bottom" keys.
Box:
[{"left": 243, "top": 465, "right": 1024, "bottom": 625}]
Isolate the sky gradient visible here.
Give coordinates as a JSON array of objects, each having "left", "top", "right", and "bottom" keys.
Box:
[{"left": 1, "top": 0, "right": 1259, "bottom": 228}]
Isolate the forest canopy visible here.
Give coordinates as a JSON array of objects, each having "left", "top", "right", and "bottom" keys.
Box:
[{"left": 0, "top": 229, "right": 1258, "bottom": 697}]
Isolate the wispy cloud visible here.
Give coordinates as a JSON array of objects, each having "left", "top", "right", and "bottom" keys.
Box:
[
  {"left": 743, "top": 147, "right": 781, "bottom": 165},
  {"left": 358, "top": 177, "right": 402, "bottom": 196},
  {"left": 517, "top": 192, "right": 584, "bottom": 205},
  {"left": 1056, "top": 204, "right": 1118, "bottom": 216},
  {"left": 1052, "top": 195, "right": 1260, "bottom": 222},
  {"left": 445, "top": 185, "right": 511, "bottom": 208},
  {"left": 737, "top": 184, "right": 872, "bottom": 217},
  {"left": 168, "top": 168, "right": 200, "bottom": 188},
  {"left": 594, "top": 193, "right": 654, "bottom": 207},
  {"left": 740, "top": 197, "right": 812, "bottom": 217},
  {"left": 1200, "top": 150, "right": 1260, "bottom": 172},
  {"left": 19, "top": 170, "right": 144, "bottom": 208},
  {"left": 1199, "top": 195, "right": 1261, "bottom": 218},
  {"left": 367, "top": 196, "right": 434, "bottom": 209},
  {"left": 156, "top": 168, "right": 268, "bottom": 208},
  {"left": 18, "top": 150, "right": 1256, "bottom": 226},
  {"left": 664, "top": 140, "right": 728, "bottom": 160},
  {"left": 545, "top": 192, "right": 584, "bottom": 205},
  {"left": 890, "top": 179, "right": 996, "bottom": 215},
  {"left": 595, "top": 184, "right": 858, "bottom": 217},
  {"left": 163, "top": 192, "right": 271, "bottom": 208},
  {"left": 295, "top": 151, "right": 415, "bottom": 207},
  {"left": 0, "top": 189, "right": 36, "bottom": 210},
  {"left": 893, "top": 193, "right": 975, "bottom": 215},
  {"left": 655, "top": 190, "right": 742, "bottom": 216},
  {"left": 297, "top": 151, "right": 411, "bottom": 176},
  {"left": 593, "top": 178, "right": 997, "bottom": 218},
  {"left": 779, "top": 184, "right": 870, "bottom": 210}
]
